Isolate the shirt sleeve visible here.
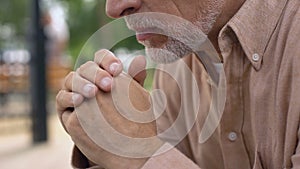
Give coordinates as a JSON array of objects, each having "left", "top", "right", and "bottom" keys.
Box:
[
  {"left": 142, "top": 143, "right": 201, "bottom": 169},
  {"left": 72, "top": 143, "right": 200, "bottom": 169}
]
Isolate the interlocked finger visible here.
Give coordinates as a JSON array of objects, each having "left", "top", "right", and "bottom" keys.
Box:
[
  {"left": 77, "top": 61, "right": 113, "bottom": 92},
  {"left": 94, "top": 49, "right": 123, "bottom": 76},
  {"left": 63, "top": 70, "right": 98, "bottom": 98}
]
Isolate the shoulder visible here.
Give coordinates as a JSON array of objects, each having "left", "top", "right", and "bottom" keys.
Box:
[
  {"left": 274, "top": 0, "right": 300, "bottom": 64},
  {"left": 280, "top": 0, "right": 300, "bottom": 44}
]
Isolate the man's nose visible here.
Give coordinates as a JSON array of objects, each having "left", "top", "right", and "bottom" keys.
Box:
[{"left": 106, "top": 0, "right": 141, "bottom": 18}]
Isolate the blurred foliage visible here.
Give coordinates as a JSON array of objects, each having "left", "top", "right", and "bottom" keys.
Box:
[
  {"left": 0, "top": 0, "right": 143, "bottom": 63},
  {"left": 0, "top": 0, "right": 152, "bottom": 90},
  {"left": 61, "top": 0, "right": 110, "bottom": 61},
  {"left": 54, "top": 0, "right": 143, "bottom": 63},
  {"left": 0, "top": 0, "right": 30, "bottom": 49}
]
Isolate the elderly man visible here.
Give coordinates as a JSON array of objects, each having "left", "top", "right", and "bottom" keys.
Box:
[{"left": 56, "top": 0, "right": 300, "bottom": 168}]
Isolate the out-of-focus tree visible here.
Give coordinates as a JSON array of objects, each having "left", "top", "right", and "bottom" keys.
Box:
[
  {"left": 0, "top": 0, "right": 143, "bottom": 62},
  {"left": 60, "top": 0, "right": 107, "bottom": 61},
  {"left": 0, "top": 0, "right": 30, "bottom": 49},
  {"left": 62, "top": 0, "right": 143, "bottom": 62}
]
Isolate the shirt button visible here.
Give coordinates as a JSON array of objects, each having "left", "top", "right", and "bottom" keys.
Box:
[
  {"left": 252, "top": 53, "right": 260, "bottom": 62},
  {"left": 228, "top": 132, "right": 237, "bottom": 141}
]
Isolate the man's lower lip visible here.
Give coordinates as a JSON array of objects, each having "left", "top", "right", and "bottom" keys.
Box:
[{"left": 136, "top": 33, "right": 154, "bottom": 41}]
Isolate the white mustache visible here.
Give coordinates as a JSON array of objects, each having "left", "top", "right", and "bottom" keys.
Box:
[{"left": 125, "top": 12, "right": 207, "bottom": 52}]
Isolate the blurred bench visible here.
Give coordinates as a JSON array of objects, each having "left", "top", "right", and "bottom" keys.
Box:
[
  {"left": 47, "top": 64, "right": 71, "bottom": 92},
  {"left": 0, "top": 63, "right": 71, "bottom": 94}
]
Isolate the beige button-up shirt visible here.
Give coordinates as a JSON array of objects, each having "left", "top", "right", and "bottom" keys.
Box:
[{"left": 71, "top": 0, "right": 300, "bottom": 168}]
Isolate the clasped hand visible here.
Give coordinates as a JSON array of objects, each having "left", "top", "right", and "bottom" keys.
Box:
[{"left": 56, "top": 49, "right": 160, "bottom": 169}]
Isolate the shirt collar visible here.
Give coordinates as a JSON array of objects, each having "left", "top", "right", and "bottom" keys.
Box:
[{"left": 219, "top": 0, "right": 288, "bottom": 70}]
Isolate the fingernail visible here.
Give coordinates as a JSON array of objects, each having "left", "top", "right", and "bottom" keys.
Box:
[
  {"left": 109, "top": 62, "right": 121, "bottom": 74},
  {"left": 100, "top": 77, "right": 112, "bottom": 89},
  {"left": 72, "top": 94, "right": 81, "bottom": 104},
  {"left": 83, "top": 84, "right": 95, "bottom": 95}
]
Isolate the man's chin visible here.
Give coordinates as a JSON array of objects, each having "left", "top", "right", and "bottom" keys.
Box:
[
  {"left": 143, "top": 37, "right": 192, "bottom": 64},
  {"left": 138, "top": 37, "right": 180, "bottom": 64},
  {"left": 145, "top": 47, "right": 181, "bottom": 64}
]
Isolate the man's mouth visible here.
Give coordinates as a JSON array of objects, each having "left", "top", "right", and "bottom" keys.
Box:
[
  {"left": 129, "top": 26, "right": 164, "bottom": 42},
  {"left": 127, "top": 23, "right": 169, "bottom": 47},
  {"left": 136, "top": 32, "right": 155, "bottom": 41}
]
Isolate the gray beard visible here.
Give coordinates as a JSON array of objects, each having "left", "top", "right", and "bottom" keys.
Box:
[
  {"left": 145, "top": 37, "right": 192, "bottom": 64},
  {"left": 145, "top": 8, "right": 222, "bottom": 64},
  {"left": 125, "top": 1, "right": 223, "bottom": 64}
]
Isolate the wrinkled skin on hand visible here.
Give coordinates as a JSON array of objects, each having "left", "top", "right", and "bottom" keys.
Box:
[{"left": 63, "top": 72, "right": 159, "bottom": 169}]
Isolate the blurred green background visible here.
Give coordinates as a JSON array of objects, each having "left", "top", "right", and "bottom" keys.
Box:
[{"left": 0, "top": 0, "right": 144, "bottom": 63}]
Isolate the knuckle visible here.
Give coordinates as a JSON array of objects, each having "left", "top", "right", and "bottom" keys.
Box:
[
  {"left": 56, "top": 90, "right": 65, "bottom": 104},
  {"left": 64, "top": 72, "right": 75, "bottom": 83},
  {"left": 95, "top": 68, "right": 110, "bottom": 81},
  {"left": 78, "top": 61, "right": 96, "bottom": 73},
  {"left": 56, "top": 91, "right": 62, "bottom": 101},
  {"left": 95, "top": 49, "right": 109, "bottom": 57},
  {"left": 63, "top": 72, "right": 76, "bottom": 90},
  {"left": 94, "top": 69, "right": 103, "bottom": 83},
  {"left": 56, "top": 90, "right": 74, "bottom": 110},
  {"left": 85, "top": 61, "right": 95, "bottom": 66},
  {"left": 56, "top": 91, "right": 66, "bottom": 115},
  {"left": 67, "top": 71, "right": 75, "bottom": 78},
  {"left": 95, "top": 49, "right": 114, "bottom": 63},
  {"left": 78, "top": 63, "right": 87, "bottom": 71},
  {"left": 60, "top": 93, "right": 69, "bottom": 105}
]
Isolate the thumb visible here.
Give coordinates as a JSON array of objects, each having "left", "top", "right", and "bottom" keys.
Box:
[{"left": 128, "top": 55, "right": 147, "bottom": 86}]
